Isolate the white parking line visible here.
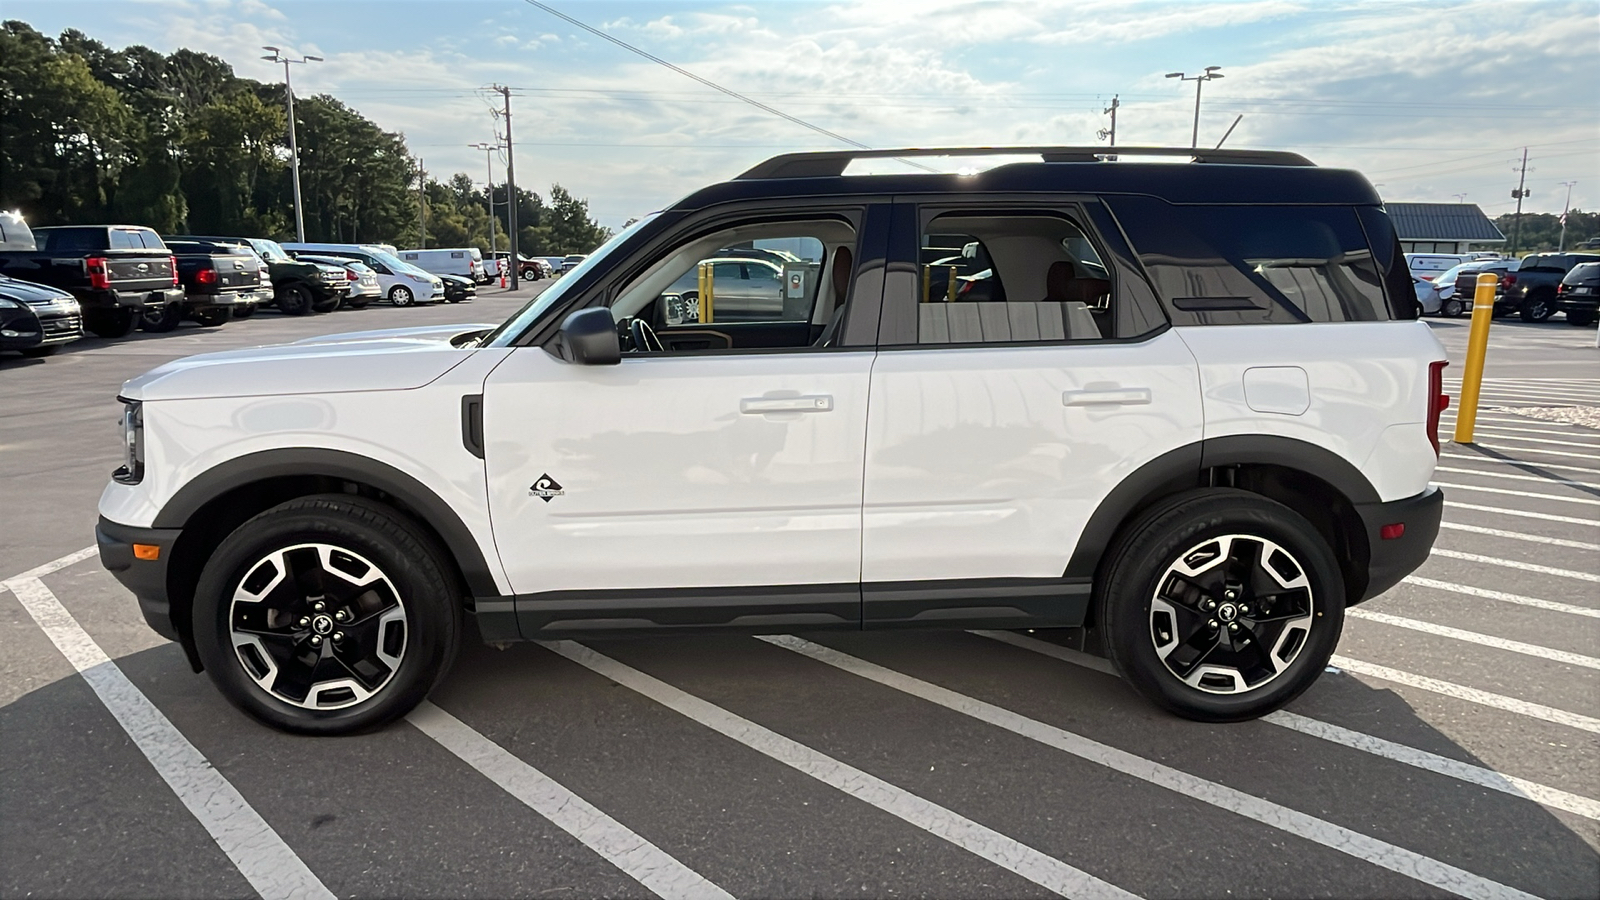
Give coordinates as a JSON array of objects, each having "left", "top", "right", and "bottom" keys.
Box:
[
  {"left": 1447, "top": 500, "right": 1600, "bottom": 527},
  {"left": 1404, "top": 575, "right": 1600, "bottom": 617},
  {"left": 1441, "top": 454, "right": 1600, "bottom": 477},
  {"left": 407, "top": 702, "right": 734, "bottom": 900},
  {"left": 1434, "top": 481, "right": 1600, "bottom": 507},
  {"left": 542, "top": 640, "right": 1139, "bottom": 900},
  {"left": 1434, "top": 466, "right": 1600, "bottom": 488},
  {"left": 3, "top": 575, "right": 333, "bottom": 900},
  {"left": 1441, "top": 422, "right": 1600, "bottom": 440},
  {"left": 1329, "top": 656, "right": 1600, "bottom": 734},
  {"left": 1428, "top": 548, "right": 1600, "bottom": 583},
  {"left": 1453, "top": 432, "right": 1600, "bottom": 449},
  {"left": 1347, "top": 609, "right": 1600, "bottom": 670},
  {"left": 1438, "top": 521, "right": 1600, "bottom": 551},
  {"left": 0, "top": 545, "right": 97, "bottom": 593},
  {"left": 1452, "top": 443, "right": 1600, "bottom": 462},
  {"left": 761, "top": 636, "right": 1538, "bottom": 900},
  {"left": 972, "top": 632, "right": 1600, "bottom": 823}
]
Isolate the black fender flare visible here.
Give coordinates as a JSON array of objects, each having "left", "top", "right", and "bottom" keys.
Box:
[
  {"left": 1063, "top": 435, "right": 1379, "bottom": 579},
  {"left": 154, "top": 447, "right": 500, "bottom": 597}
]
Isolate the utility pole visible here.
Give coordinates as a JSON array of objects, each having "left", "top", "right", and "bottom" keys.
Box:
[
  {"left": 1097, "top": 95, "right": 1118, "bottom": 147},
  {"left": 261, "top": 48, "right": 322, "bottom": 242},
  {"left": 1558, "top": 181, "right": 1577, "bottom": 251},
  {"left": 1509, "top": 147, "right": 1531, "bottom": 254},
  {"left": 1167, "top": 66, "right": 1223, "bottom": 149},
  {"left": 491, "top": 84, "right": 520, "bottom": 289},
  {"left": 417, "top": 158, "right": 427, "bottom": 249}
]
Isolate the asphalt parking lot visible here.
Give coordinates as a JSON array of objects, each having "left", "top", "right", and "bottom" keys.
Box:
[{"left": 2, "top": 300, "right": 1596, "bottom": 899}]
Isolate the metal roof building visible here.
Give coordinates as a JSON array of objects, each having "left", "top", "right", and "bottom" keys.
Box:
[{"left": 1385, "top": 202, "right": 1505, "bottom": 254}]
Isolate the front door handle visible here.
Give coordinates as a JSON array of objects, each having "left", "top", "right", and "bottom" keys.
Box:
[
  {"left": 1062, "top": 387, "right": 1152, "bottom": 407},
  {"left": 740, "top": 395, "right": 834, "bottom": 414}
]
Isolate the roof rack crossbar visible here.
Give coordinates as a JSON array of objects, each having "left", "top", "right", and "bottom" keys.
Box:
[{"left": 736, "top": 146, "right": 1315, "bottom": 179}]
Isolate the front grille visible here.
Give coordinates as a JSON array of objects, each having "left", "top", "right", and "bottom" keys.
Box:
[{"left": 40, "top": 314, "right": 82, "bottom": 338}]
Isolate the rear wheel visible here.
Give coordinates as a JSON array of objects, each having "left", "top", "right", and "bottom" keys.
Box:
[
  {"left": 139, "top": 303, "right": 183, "bottom": 333},
  {"left": 278, "top": 283, "right": 315, "bottom": 316},
  {"left": 1099, "top": 489, "right": 1344, "bottom": 722},
  {"left": 1520, "top": 293, "right": 1554, "bottom": 322},
  {"left": 192, "top": 307, "right": 232, "bottom": 327},
  {"left": 84, "top": 308, "right": 140, "bottom": 338},
  {"left": 389, "top": 286, "right": 414, "bottom": 307},
  {"left": 193, "top": 495, "right": 461, "bottom": 735},
  {"left": 1441, "top": 298, "right": 1463, "bottom": 318}
]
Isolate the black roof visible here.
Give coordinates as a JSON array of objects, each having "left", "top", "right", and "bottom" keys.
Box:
[
  {"left": 672, "top": 146, "right": 1379, "bottom": 211},
  {"left": 1384, "top": 203, "right": 1505, "bottom": 243}
]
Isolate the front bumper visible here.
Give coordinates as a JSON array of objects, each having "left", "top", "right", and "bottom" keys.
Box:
[
  {"left": 96, "top": 517, "right": 183, "bottom": 642},
  {"left": 1353, "top": 486, "right": 1444, "bottom": 602}
]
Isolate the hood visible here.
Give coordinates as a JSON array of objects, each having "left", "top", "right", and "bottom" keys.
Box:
[
  {"left": 122, "top": 323, "right": 498, "bottom": 402},
  {"left": 0, "top": 275, "right": 74, "bottom": 303}
]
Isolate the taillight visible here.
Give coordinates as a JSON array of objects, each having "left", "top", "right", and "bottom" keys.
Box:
[
  {"left": 196, "top": 267, "right": 217, "bottom": 286},
  {"left": 1502, "top": 274, "right": 1517, "bottom": 286},
  {"left": 86, "top": 256, "right": 110, "bottom": 290},
  {"left": 169, "top": 255, "right": 179, "bottom": 286},
  {"left": 1427, "top": 360, "right": 1450, "bottom": 457}
]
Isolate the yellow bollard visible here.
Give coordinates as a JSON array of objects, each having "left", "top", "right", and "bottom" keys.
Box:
[{"left": 1452, "top": 273, "right": 1499, "bottom": 444}]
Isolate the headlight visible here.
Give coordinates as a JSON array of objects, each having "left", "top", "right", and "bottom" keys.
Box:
[
  {"left": 113, "top": 399, "right": 143, "bottom": 485},
  {"left": 0, "top": 297, "right": 20, "bottom": 309}
]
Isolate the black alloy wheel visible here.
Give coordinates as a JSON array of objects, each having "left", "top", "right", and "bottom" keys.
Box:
[
  {"left": 278, "top": 283, "right": 315, "bottom": 316},
  {"left": 1098, "top": 489, "right": 1344, "bottom": 722},
  {"left": 194, "top": 495, "right": 460, "bottom": 735},
  {"left": 1520, "top": 294, "right": 1554, "bottom": 322}
]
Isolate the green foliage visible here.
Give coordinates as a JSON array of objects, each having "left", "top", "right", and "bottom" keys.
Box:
[
  {"left": 0, "top": 20, "right": 609, "bottom": 250},
  {"left": 1494, "top": 210, "right": 1600, "bottom": 254}
]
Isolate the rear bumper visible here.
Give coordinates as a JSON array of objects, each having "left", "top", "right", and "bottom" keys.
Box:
[
  {"left": 1353, "top": 486, "right": 1444, "bottom": 603},
  {"left": 1556, "top": 293, "right": 1598, "bottom": 314},
  {"left": 96, "top": 517, "right": 182, "bottom": 642}
]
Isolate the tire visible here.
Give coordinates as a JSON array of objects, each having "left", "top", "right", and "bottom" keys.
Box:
[
  {"left": 345, "top": 296, "right": 371, "bottom": 310},
  {"left": 312, "top": 294, "right": 342, "bottom": 314},
  {"left": 278, "top": 283, "right": 315, "bottom": 316},
  {"left": 84, "top": 308, "right": 139, "bottom": 338},
  {"left": 193, "top": 494, "right": 461, "bottom": 735},
  {"left": 1098, "top": 488, "right": 1345, "bottom": 723},
  {"left": 1441, "top": 298, "right": 1463, "bottom": 318},
  {"left": 192, "top": 307, "right": 231, "bottom": 327},
  {"left": 1520, "top": 294, "right": 1554, "bottom": 322},
  {"left": 1567, "top": 310, "right": 1595, "bottom": 326},
  {"left": 389, "top": 286, "right": 414, "bottom": 307},
  {"left": 19, "top": 345, "right": 58, "bottom": 358},
  {"left": 233, "top": 302, "right": 257, "bottom": 319},
  {"left": 139, "top": 303, "right": 182, "bottom": 333}
]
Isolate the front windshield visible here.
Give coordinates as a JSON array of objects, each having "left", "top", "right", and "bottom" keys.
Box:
[
  {"left": 484, "top": 214, "right": 658, "bottom": 347},
  {"left": 251, "top": 239, "right": 291, "bottom": 262}
]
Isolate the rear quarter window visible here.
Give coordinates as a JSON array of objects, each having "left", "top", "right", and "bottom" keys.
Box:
[{"left": 1106, "top": 197, "right": 1394, "bottom": 325}]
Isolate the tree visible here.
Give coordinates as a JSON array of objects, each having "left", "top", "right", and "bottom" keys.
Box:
[{"left": 1494, "top": 210, "right": 1599, "bottom": 254}]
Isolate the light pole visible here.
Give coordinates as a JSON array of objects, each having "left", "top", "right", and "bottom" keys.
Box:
[
  {"left": 470, "top": 142, "right": 500, "bottom": 266},
  {"left": 261, "top": 47, "right": 322, "bottom": 242},
  {"left": 1166, "top": 66, "right": 1223, "bottom": 149},
  {"left": 1558, "top": 181, "right": 1577, "bottom": 251}
]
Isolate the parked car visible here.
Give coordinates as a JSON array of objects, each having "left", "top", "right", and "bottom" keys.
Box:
[
  {"left": 0, "top": 216, "right": 184, "bottom": 338},
  {"left": 659, "top": 256, "right": 790, "bottom": 324},
  {"left": 399, "top": 247, "right": 488, "bottom": 283},
  {"left": 292, "top": 255, "right": 380, "bottom": 308},
  {"left": 282, "top": 243, "right": 444, "bottom": 306},
  {"left": 493, "top": 252, "right": 548, "bottom": 280},
  {"left": 439, "top": 273, "right": 477, "bottom": 303},
  {"left": 1440, "top": 258, "right": 1520, "bottom": 318},
  {"left": 0, "top": 275, "right": 82, "bottom": 356},
  {"left": 168, "top": 236, "right": 342, "bottom": 316},
  {"left": 96, "top": 145, "right": 1446, "bottom": 735},
  {"left": 1497, "top": 251, "right": 1600, "bottom": 322},
  {"left": 159, "top": 239, "right": 271, "bottom": 330},
  {"left": 559, "top": 253, "right": 588, "bottom": 273},
  {"left": 1403, "top": 252, "right": 1475, "bottom": 283},
  {"left": 1412, "top": 275, "right": 1443, "bottom": 316},
  {"left": 1556, "top": 261, "right": 1600, "bottom": 326}
]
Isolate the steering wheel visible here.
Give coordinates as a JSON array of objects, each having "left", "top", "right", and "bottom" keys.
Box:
[{"left": 628, "top": 317, "right": 663, "bottom": 353}]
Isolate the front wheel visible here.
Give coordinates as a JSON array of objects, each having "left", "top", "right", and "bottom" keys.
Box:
[
  {"left": 389, "top": 286, "right": 414, "bottom": 307},
  {"left": 1520, "top": 295, "right": 1554, "bottom": 322},
  {"left": 1099, "top": 489, "right": 1344, "bottom": 722},
  {"left": 278, "top": 283, "right": 315, "bottom": 316},
  {"left": 193, "top": 495, "right": 461, "bottom": 735}
]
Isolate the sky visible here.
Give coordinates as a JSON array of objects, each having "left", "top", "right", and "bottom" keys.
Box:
[{"left": 15, "top": 0, "right": 1600, "bottom": 230}]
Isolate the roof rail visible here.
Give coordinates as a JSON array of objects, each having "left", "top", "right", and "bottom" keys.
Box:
[{"left": 736, "top": 146, "right": 1315, "bottom": 180}]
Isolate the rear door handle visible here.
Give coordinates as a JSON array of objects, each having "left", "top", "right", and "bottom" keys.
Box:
[
  {"left": 740, "top": 395, "right": 834, "bottom": 414},
  {"left": 1062, "top": 388, "right": 1151, "bottom": 406}
]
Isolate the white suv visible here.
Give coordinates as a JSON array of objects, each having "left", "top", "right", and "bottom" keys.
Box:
[{"left": 97, "top": 147, "right": 1448, "bottom": 734}]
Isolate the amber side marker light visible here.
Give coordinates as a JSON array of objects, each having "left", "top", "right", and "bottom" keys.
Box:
[
  {"left": 133, "top": 544, "right": 161, "bottom": 561},
  {"left": 1379, "top": 524, "right": 1406, "bottom": 541}
]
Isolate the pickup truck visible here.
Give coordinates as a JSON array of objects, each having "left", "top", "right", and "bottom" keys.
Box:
[
  {"left": 156, "top": 240, "right": 271, "bottom": 330},
  {"left": 169, "top": 235, "right": 344, "bottom": 316},
  {"left": 0, "top": 221, "right": 185, "bottom": 338},
  {"left": 1494, "top": 251, "right": 1600, "bottom": 322}
]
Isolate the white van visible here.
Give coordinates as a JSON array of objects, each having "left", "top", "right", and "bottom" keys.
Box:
[
  {"left": 399, "top": 247, "right": 488, "bottom": 283},
  {"left": 1404, "top": 252, "right": 1475, "bottom": 282},
  {"left": 282, "top": 242, "right": 444, "bottom": 306}
]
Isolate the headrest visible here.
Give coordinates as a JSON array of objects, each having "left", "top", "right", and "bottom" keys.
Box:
[
  {"left": 1045, "top": 260, "right": 1075, "bottom": 302},
  {"left": 831, "top": 245, "right": 854, "bottom": 299}
]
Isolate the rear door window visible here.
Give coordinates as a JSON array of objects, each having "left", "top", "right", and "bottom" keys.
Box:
[{"left": 109, "top": 230, "right": 140, "bottom": 250}]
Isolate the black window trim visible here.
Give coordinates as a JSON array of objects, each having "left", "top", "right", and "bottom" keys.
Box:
[{"left": 875, "top": 193, "right": 1170, "bottom": 351}]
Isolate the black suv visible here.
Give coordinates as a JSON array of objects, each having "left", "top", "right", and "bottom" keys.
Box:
[{"left": 1557, "top": 262, "right": 1600, "bottom": 326}]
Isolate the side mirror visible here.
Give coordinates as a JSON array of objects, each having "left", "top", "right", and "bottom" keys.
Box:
[{"left": 559, "top": 307, "right": 621, "bottom": 365}]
